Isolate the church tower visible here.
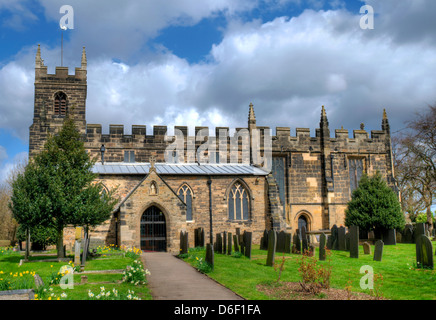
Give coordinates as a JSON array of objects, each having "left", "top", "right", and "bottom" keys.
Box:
[{"left": 29, "top": 45, "right": 88, "bottom": 158}]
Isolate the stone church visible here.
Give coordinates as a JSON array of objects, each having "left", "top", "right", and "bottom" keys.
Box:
[{"left": 29, "top": 46, "right": 397, "bottom": 254}]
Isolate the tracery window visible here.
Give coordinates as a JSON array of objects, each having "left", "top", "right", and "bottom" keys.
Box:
[
  {"left": 349, "top": 158, "right": 364, "bottom": 192},
  {"left": 54, "top": 91, "right": 67, "bottom": 116},
  {"left": 228, "top": 182, "right": 250, "bottom": 221},
  {"left": 177, "top": 184, "right": 193, "bottom": 221}
]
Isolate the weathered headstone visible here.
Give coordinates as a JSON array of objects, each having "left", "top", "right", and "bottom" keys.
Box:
[
  {"left": 34, "top": 274, "right": 44, "bottom": 289},
  {"left": 345, "top": 232, "right": 350, "bottom": 251},
  {"left": 396, "top": 231, "right": 402, "bottom": 244},
  {"left": 308, "top": 245, "right": 315, "bottom": 257},
  {"left": 382, "top": 229, "right": 397, "bottom": 245},
  {"left": 404, "top": 225, "right": 414, "bottom": 244},
  {"left": 233, "top": 235, "right": 239, "bottom": 252},
  {"left": 205, "top": 243, "right": 214, "bottom": 270},
  {"left": 415, "top": 223, "right": 426, "bottom": 243},
  {"left": 244, "top": 231, "right": 252, "bottom": 259},
  {"left": 285, "top": 233, "right": 292, "bottom": 254},
  {"left": 338, "top": 226, "right": 346, "bottom": 251},
  {"left": 301, "top": 226, "right": 308, "bottom": 254},
  {"left": 239, "top": 234, "right": 245, "bottom": 255},
  {"left": 363, "top": 242, "right": 371, "bottom": 255},
  {"left": 373, "top": 240, "right": 384, "bottom": 261},
  {"left": 194, "top": 228, "right": 205, "bottom": 247},
  {"left": 266, "top": 230, "right": 277, "bottom": 267},
  {"left": 326, "top": 233, "right": 333, "bottom": 250},
  {"left": 277, "top": 231, "right": 285, "bottom": 253},
  {"left": 293, "top": 231, "right": 301, "bottom": 254},
  {"left": 74, "top": 240, "right": 81, "bottom": 265},
  {"left": 227, "top": 233, "right": 232, "bottom": 255},
  {"left": 319, "top": 233, "right": 327, "bottom": 261},
  {"left": 349, "top": 225, "right": 359, "bottom": 258},
  {"left": 260, "top": 230, "right": 268, "bottom": 250},
  {"left": 216, "top": 233, "right": 223, "bottom": 254},
  {"left": 180, "top": 231, "right": 188, "bottom": 254},
  {"left": 331, "top": 225, "right": 339, "bottom": 250},
  {"left": 416, "top": 234, "right": 434, "bottom": 269},
  {"left": 223, "top": 231, "right": 227, "bottom": 255}
]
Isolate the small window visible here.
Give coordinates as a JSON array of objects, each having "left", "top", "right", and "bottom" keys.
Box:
[
  {"left": 228, "top": 182, "right": 250, "bottom": 221},
  {"left": 124, "top": 150, "right": 135, "bottom": 163},
  {"left": 54, "top": 92, "right": 67, "bottom": 116},
  {"left": 178, "top": 184, "right": 193, "bottom": 221}
]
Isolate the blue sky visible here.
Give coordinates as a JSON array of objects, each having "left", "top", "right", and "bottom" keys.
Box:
[{"left": 0, "top": 0, "right": 436, "bottom": 183}]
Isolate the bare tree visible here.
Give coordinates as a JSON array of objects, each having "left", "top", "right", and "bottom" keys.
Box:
[{"left": 394, "top": 105, "right": 436, "bottom": 231}]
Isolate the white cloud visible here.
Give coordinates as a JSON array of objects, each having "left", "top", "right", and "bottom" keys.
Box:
[{"left": 0, "top": 151, "right": 27, "bottom": 185}]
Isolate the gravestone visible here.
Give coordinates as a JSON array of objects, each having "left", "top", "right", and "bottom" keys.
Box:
[
  {"left": 34, "top": 274, "right": 44, "bottom": 289},
  {"left": 415, "top": 223, "right": 426, "bottom": 243},
  {"left": 338, "top": 226, "right": 346, "bottom": 251},
  {"left": 233, "top": 235, "right": 239, "bottom": 252},
  {"left": 227, "top": 233, "right": 232, "bottom": 255},
  {"left": 331, "top": 225, "right": 339, "bottom": 250},
  {"left": 396, "top": 231, "right": 402, "bottom": 244},
  {"left": 216, "top": 233, "right": 223, "bottom": 254},
  {"left": 416, "top": 235, "right": 434, "bottom": 270},
  {"left": 382, "top": 229, "right": 396, "bottom": 245},
  {"left": 373, "top": 240, "right": 384, "bottom": 261},
  {"left": 277, "top": 231, "right": 285, "bottom": 253},
  {"left": 239, "top": 234, "right": 245, "bottom": 255},
  {"left": 244, "top": 232, "right": 252, "bottom": 259},
  {"left": 285, "top": 233, "right": 292, "bottom": 254},
  {"left": 404, "top": 225, "right": 414, "bottom": 244},
  {"left": 194, "top": 228, "right": 205, "bottom": 247},
  {"left": 319, "top": 233, "right": 327, "bottom": 261},
  {"left": 74, "top": 240, "right": 81, "bottom": 265},
  {"left": 293, "top": 231, "right": 301, "bottom": 254},
  {"left": 345, "top": 232, "right": 350, "bottom": 251},
  {"left": 301, "top": 226, "right": 308, "bottom": 254},
  {"left": 363, "top": 242, "right": 371, "bottom": 255},
  {"left": 308, "top": 245, "right": 315, "bottom": 257},
  {"left": 260, "top": 230, "right": 268, "bottom": 250},
  {"left": 266, "top": 230, "right": 277, "bottom": 267},
  {"left": 326, "top": 234, "right": 333, "bottom": 250},
  {"left": 205, "top": 243, "right": 214, "bottom": 269},
  {"left": 223, "top": 231, "right": 227, "bottom": 255},
  {"left": 349, "top": 225, "right": 359, "bottom": 258},
  {"left": 180, "top": 231, "right": 188, "bottom": 254}
]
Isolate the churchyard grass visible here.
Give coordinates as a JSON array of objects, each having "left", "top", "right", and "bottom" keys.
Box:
[
  {"left": 0, "top": 246, "right": 152, "bottom": 300},
  {"left": 180, "top": 242, "right": 436, "bottom": 300}
]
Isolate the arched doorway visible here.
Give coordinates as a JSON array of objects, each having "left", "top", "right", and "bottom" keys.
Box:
[
  {"left": 298, "top": 215, "right": 308, "bottom": 231},
  {"left": 140, "top": 206, "right": 167, "bottom": 252}
]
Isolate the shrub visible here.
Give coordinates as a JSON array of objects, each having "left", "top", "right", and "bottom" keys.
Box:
[
  {"left": 298, "top": 252, "right": 332, "bottom": 295},
  {"left": 122, "top": 260, "right": 149, "bottom": 285}
]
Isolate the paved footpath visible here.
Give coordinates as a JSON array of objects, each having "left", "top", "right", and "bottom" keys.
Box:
[{"left": 141, "top": 252, "right": 244, "bottom": 300}]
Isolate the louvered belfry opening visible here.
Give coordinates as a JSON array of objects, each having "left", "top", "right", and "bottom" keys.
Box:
[{"left": 54, "top": 91, "right": 67, "bottom": 116}]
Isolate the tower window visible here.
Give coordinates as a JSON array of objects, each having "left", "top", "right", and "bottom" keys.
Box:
[
  {"left": 124, "top": 150, "right": 135, "bottom": 163},
  {"left": 349, "top": 158, "right": 364, "bottom": 192},
  {"left": 54, "top": 92, "right": 67, "bottom": 116}
]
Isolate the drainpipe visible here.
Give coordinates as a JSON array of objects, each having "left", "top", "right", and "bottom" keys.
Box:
[{"left": 207, "top": 176, "right": 213, "bottom": 245}]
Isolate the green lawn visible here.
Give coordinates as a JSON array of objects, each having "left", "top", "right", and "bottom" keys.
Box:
[
  {"left": 0, "top": 247, "right": 152, "bottom": 300},
  {"left": 181, "top": 242, "right": 436, "bottom": 300}
]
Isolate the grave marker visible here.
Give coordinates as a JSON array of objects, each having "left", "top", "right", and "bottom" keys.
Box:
[
  {"left": 338, "top": 226, "right": 346, "bottom": 251},
  {"left": 373, "top": 240, "right": 384, "bottom": 261},
  {"left": 227, "top": 233, "right": 232, "bottom": 255},
  {"left": 349, "top": 225, "right": 359, "bottom": 258},
  {"left": 319, "top": 233, "right": 327, "bottom": 261},
  {"left": 363, "top": 242, "right": 371, "bottom": 255},
  {"left": 416, "top": 235, "right": 434, "bottom": 270},
  {"left": 266, "top": 230, "right": 277, "bottom": 267}
]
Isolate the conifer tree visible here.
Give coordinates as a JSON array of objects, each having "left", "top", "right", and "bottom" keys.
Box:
[
  {"left": 10, "top": 116, "right": 117, "bottom": 258},
  {"left": 345, "top": 171, "right": 405, "bottom": 236}
]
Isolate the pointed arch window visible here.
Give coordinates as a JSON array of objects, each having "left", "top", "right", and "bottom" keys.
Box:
[
  {"left": 228, "top": 182, "right": 250, "bottom": 221},
  {"left": 177, "top": 184, "right": 193, "bottom": 221},
  {"left": 54, "top": 91, "right": 67, "bottom": 116}
]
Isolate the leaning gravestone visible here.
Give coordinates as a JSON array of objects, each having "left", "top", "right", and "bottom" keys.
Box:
[
  {"left": 349, "top": 225, "right": 359, "bottom": 258},
  {"left": 266, "top": 230, "right": 277, "bottom": 267},
  {"left": 363, "top": 242, "right": 371, "bottom": 255},
  {"left": 373, "top": 240, "right": 384, "bottom": 261},
  {"left": 338, "top": 226, "right": 346, "bottom": 251},
  {"left": 416, "top": 235, "right": 434, "bottom": 270},
  {"left": 319, "top": 233, "right": 327, "bottom": 261}
]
